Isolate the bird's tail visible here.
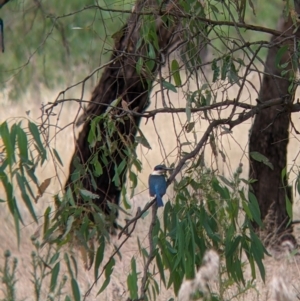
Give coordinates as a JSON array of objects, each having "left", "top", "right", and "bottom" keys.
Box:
[{"left": 156, "top": 195, "right": 164, "bottom": 207}]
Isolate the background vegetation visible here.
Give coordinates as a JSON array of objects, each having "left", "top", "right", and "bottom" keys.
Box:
[
  {"left": 2, "top": 0, "right": 132, "bottom": 98},
  {"left": 1, "top": 0, "right": 282, "bottom": 98},
  {"left": 0, "top": 0, "right": 300, "bottom": 301}
]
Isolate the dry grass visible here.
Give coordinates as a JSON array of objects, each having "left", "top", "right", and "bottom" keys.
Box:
[{"left": 0, "top": 71, "right": 300, "bottom": 300}]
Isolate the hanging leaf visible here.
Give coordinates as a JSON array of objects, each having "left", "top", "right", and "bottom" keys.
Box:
[
  {"left": 250, "top": 231, "right": 266, "bottom": 282},
  {"left": 13, "top": 209, "right": 21, "bottom": 248},
  {"left": 127, "top": 257, "right": 138, "bottom": 300},
  {"left": 129, "top": 170, "right": 138, "bottom": 188},
  {"left": 91, "top": 156, "right": 103, "bottom": 177},
  {"left": 136, "top": 135, "right": 152, "bottom": 149},
  {"left": 97, "top": 258, "right": 115, "bottom": 295},
  {"left": 79, "top": 189, "right": 99, "bottom": 199},
  {"left": 248, "top": 192, "right": 263, "bottom": 227},
  {"left": 212, "top": 59, "right": 220, "bottom": 82},
  {"left": 136, "top": 57, "right": 144, "bottom": 75},
  {"left": 71, "top": 278, "right": 81, "bottom": 301},
  {"left": 70, "top": 255, "right": 78, "bottom": 279},
  {"left": 171, "top": 59, "right": 182, "bottom": 86},
  {"left": 53, "top": 148, "right": 64, "bottom": 166},
  {"left": 61, "top": 215, "right": 74, "bottom": 239},
  {"left": 17, "top": 125, "right": 28, "bottom": 162},
  {"left": 94, "top": 237, "right": 105, "bottom": 281},
  {"left": 64, "top": 253, "right": 74, "bottom": 279},
  {"left": 250, "top": 152, "right": 273, "bottom": 170},
  {"left": 50, "top": 262, "right": 60, "bottom": 292},
  {"left": 221, "top": 55, "right": 231, "bottom": 80},
  {"left": 162, "top": 80, "right": 177, "bottom": 93},
  {"left": 37, "top": 178, "right": 52, "bottom": 200},
  {"left": 295, "top": 174, "right": 300, "bottom": 195},
  {"left": 185, "top": 122, "right": 195, "bottom": 133},
  {"left": 248, "top": 0, "right": 256, "bottom": 15},
  {"left": 104, "top": 98, "right": 121, "bottom": 116},
  {"left": 286, "top": 195, "right": 293, "bottom": 219},
  {"left": 43, "top": 206, "right": 51, "bottom": 235},
  {"left": 146, "top": 43, "right": 156, "bottom": 72},
  {"left": 16, "top": 173, "right": 37, "bottom": 223},
  {"left": 275, "top": 45, "right": 289, "bottom": 68},
  {"left": 156, "top": 252, "right": 166, "bottom": 286},
  {"left": 28, "top": 121, "right": 46, "bottom": 163},
  {"left": 0, "top": 121, "right": 14, "bottom": 165}
]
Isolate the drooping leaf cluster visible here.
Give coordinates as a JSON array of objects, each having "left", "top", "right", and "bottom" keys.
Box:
[{"left": 130, "top": 165, "right": 267, "bottom": 299}]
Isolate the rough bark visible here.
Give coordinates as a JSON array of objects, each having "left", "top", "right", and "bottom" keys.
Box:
[
  {"left": 64, "top": 1, "right": 180, "bottom": 227},
  {"left": 249, "top": 3, "right": 300, "bottom": 246}
]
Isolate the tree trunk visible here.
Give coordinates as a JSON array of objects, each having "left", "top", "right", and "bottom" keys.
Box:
[
  {"left": 249, "top": 3, "right": 300, "bottom": 246},
  {"left": 64, "top": 0, "right": 180, "bottom": 228}
]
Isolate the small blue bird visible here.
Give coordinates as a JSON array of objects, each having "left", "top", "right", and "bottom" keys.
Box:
[{"left": 149, "top": 164, "right": 172, "bottom": 207}]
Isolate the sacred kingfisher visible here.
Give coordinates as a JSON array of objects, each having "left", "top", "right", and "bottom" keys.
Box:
[{"left": 148, "top": 164, "right": 173, "bottom": 207}]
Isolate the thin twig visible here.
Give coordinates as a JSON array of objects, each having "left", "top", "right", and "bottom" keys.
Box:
[
  {"left": 54, "top": 4, "right": 293, "bottom": 39},
  {"left": 45, "top": 95, "right": 300, "bottom": 123},
  {"left": 118, "top": 199, "right": 156, "bottom": 239},
  {"left": 140, "top": 203, "right": 158, "bottom": 298}
]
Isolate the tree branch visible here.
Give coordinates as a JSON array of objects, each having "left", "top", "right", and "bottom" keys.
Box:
[
  {"left": 118, "top": 199, "right": 156, "bottom": 239},
  {"left": 118, "top": 95, "right": 294, "bottom": 242},
  {"left": 44, "top": 94, "right": 300, "bottom": 125},
  {"left": 54, "top": 4, "right": 295, "bottom": 39},
  {"left": 140, "top": 204, "right": 158, "bottom": 298}
]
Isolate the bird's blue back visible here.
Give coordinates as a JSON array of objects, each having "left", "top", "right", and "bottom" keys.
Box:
[{"left": 149, "top": 174, "right": 167, "bottom": 207}]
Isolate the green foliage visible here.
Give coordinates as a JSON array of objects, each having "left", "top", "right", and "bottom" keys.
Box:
[
  {"left": 250, "top": 151, "right": 274, "bottom": 170},
  {"left": 2, "top": 0, "right": 132, "bottom": 99},
  {"left": 0, "top": 250, "right": 18, "bottom": 301},
  {"left": 30, "top": 237, "right": 70, "bottom": 301},
  {"left": 203, "top": 0, "right": 282, "bottom": 58},
  {"left": 71, "top": 278, "right": 81, "bottom": 301},
  {"left": 151, "top": 166, "right": 267, "bottom": 298},
  {"left": 127, "top": 257, "right": 139, "bottom": 300},
  {"left": 0, "top": 114, "right": 268, "bottom": 300},
  {"left": 171, "top": 59, "right": 182, "bottom": 87},
  {"left": 97, "top": 258, "right": 115, "bottom": 295},
  {"left": 94, "top": 237, "right": 105, "bottom": 281},
  {"left": 74, "top": 111, "right": 143, "bottom": 207},
  {"left": 0, "top": 0, "right": 294, "bottom": 300},
  {"left": 0, "top": 119, "right": 47, "bottom": 246}
]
